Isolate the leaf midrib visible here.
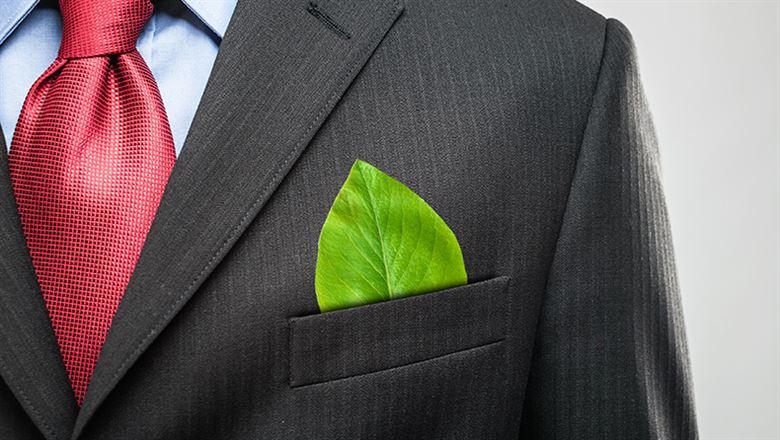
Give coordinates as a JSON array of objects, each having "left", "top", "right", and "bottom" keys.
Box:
[{"left": 356, "top": 165, "right": 394, "bottom": 297}]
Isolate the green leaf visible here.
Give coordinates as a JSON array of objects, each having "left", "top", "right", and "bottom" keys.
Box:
[{"left": 315, "top": 160, "right": 467, "bottom": 312}]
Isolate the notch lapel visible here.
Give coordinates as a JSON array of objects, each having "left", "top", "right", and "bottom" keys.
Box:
[
  {"left": 0, "top": 131, "right": 79, "bottom": 440},
  {"left": 73, "top": 0, "right": 405, "bottom": 437}
]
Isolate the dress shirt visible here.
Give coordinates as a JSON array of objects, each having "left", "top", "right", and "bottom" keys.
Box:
[{"left": 0, "top": 0, "right": 238, "bottom": 155}]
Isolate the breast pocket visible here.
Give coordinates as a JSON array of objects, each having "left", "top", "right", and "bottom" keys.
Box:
[{"left": 287, "top": 276, "right": 510, "bottom": 387}]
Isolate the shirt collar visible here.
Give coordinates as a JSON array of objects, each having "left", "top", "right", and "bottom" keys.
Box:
[
  {"left": 0, "top": 0, "right": 237, "bottom": 46},
  {"left": 181, "top": 0, "right": 237, "bottom": 39},
  {"left": 0, "top": 0, "right": 37, "bottom": 46}
]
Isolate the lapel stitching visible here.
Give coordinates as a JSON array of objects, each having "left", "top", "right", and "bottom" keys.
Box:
[
  {"left": 306, "top": 1, "right": 352, "bottom": 40},
  {"left": 0, "top": 136, "right": 79, "bottom": 440},
  {"left": 0, "top": 362, "right": 54, "bottom": 438},
  {"left": 71, "top": 0, "right": 405, "bottom": 438},
  {"left": 105, "top": 0, "right": 403, "bottom": 392}
]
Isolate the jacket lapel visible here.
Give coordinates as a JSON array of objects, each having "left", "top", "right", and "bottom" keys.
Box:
[
  {"left": 0, "top": 133, "right": 79, "bottom": 440},
  {"left": 73, "top": 0, "right": 405, "bottom": 437}
]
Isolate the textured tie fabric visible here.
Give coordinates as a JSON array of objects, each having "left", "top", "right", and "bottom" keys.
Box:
[{"left": 8, "top": 0, "right": 175, "bottom": 405}]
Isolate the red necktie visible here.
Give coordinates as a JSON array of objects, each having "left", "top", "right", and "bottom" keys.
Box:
[{"left": 8, "top": 0, "right": 175, "bottom": 405}]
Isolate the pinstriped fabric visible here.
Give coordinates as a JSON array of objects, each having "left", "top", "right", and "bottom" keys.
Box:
[
  {"left": 519, "top": 18, "right": 697, "bottom": 439},
  {"left": 7, "top": 0, "right": 175, "bottom": 405},
  {"left": 614, "top": 23, "right": 697, "bottom": 438},
  {"left": 0, "top": 1, "right": 700, "bottom": 438}
]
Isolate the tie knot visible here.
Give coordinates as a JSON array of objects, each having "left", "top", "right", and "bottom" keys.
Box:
[{"left": 58, "top": 0, "right": 153, "bottom": 59}]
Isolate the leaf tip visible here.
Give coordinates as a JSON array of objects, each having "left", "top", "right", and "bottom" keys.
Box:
[{"left": 352, "top": 159, "right": 376, "bottom": 173}]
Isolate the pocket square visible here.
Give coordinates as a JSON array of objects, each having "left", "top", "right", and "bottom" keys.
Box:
[{"left": 315, "top": 160, "right": 467, "bottom": 312}]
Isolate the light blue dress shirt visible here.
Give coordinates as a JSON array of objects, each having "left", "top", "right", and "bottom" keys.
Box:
[{"left": 0, "top": 0, "right": 238, "bottom": 156}]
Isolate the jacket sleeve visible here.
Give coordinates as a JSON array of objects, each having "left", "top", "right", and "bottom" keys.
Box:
[{"left": 518, "top": 19, "right": 698, "bottom": 439}]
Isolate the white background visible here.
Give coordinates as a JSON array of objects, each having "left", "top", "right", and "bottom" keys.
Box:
[{"left": 579, "top": 1, "right": 779, "bottom": 439}]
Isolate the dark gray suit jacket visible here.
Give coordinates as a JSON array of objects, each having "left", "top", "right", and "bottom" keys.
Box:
[{"left": 0, "top": 0, "right": 697, "bottom": 439}]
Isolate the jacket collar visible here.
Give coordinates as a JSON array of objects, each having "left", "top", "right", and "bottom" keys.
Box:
[{"left": 0, "top": 0, "right": 405, "bottom": 438}]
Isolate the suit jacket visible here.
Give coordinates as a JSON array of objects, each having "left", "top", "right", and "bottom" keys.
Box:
[{"left": 0, "top": 0, "right": 698, "bottom": 439}]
